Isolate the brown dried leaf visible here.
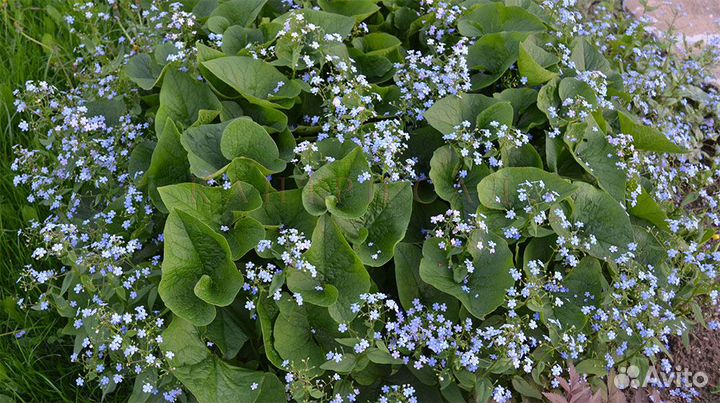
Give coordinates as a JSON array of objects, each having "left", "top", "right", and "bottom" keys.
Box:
[
  {"left": 569, "top": 362, "right": 581, "bottom": 386},
  {"left": 633, "top": 388, "right": 648, "bottom": 403},
  {"left": 570, "top": 381, "right": 588, "bottom": 396},
  {"left": 558, "top": 377, "right": 572, "bottom": 394},
  {"left": 569, "top": 387, "right": 593, "bottom": 403},
  {"left": 543, "top": 392, "right": 570, "bottom": 403},
  {"left": 590, "top": 390, "right": 604, "bottom": 403}
]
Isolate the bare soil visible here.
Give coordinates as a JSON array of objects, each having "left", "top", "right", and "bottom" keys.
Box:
[{"left": 665, "top": 305, "right": 720, "bottom": 402}]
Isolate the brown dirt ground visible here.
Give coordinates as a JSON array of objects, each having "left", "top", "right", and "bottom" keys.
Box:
[{"left": 665, "top": 305, "right": 720, "bottom": 402}]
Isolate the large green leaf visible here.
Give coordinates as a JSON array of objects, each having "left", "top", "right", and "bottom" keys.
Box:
[
  {"left": 558, "top": 77, "right": 597, "bottom": 107},
  {"left": 158, "top": 210, "right": 243, "bottom": 326},
  {"left": 222, "top": 26, "right": 263, "bottom": 55},
  {"left": 302, "top": 147, "right": 373, "bottom": 219},
  {"left": 522, "top": 235, "right": 556, "bottom": 269},
  {"left": 146, "top": 119, "right": 190, "bottom": 213},
  {"left": 518, "top": 38, "right": 558, "bottom": 86},
  {"left": 336, "top": 182, "right": 413, "bottom": 266},
  {"left": 202, "top": 56, "right": 301, "bottom": 109},
  {"left": 125, "top": 53, "right": 163, "bottom": 90},
  {"left": 563, "top": 256, "right": 606, "bottom": 307},
  {"left": 617, "top": 111, "right": 687, "bottom": 153},
  {"left": 163, "top": 317, "right": 285, "bottom": 403},
  {"left": 475, "top": 101, "right": 514, "bottom": 129},
  {"left": 425, "top": 93, "right": 501, "bottom": 134},
  {"left": 493, "top": 88, "right": 538, "bottom": 119},
  {"left": 632, "top": 225, "right": 668, "bottom": 268},
  {"left": 209, "top": 0, "right": 267, "bottom": 27},
  {"left": 394, "top": 243, "right": 458, "bottom": 313},
  {"left": 128, "top": 369, "right": 158, "bottom": 403},
  {"left": 537, "top": 77, "right": 562, "bottom": 126},
  {"left": 564, "top": 117, "right": 626, "bottom": 202},
  {"left": 240, "top": 102, "right": 289, "bottom": 134},
  {"left": 158, "top": 182, "right": 262, "bottom": 226},
  {"left": 628, "top": 184, "right": 669, "bottom": 231},
  {"left": 318, "top": 0, "right": 379, "bottom": 21},
  {"left": 352, "top": 32, "right": 402, "bottom": 57},
  {"left": 155, "top": 69, "right": 222, "bottom": 134},
  {"left": 86, "top": 96, "right": 126, "bottom": 127},
  {"left": 501, "top": 143, "right": 543, "bottom": 168},
  {"left": 301, "top": 214, "right": 370, "bottom": 322},
  {"left": 158, "top": 181, "right": 265, "bottom": 259},
  {"left": 504, "top": 0, "right": 550, "bottom": 21},
  {"left": 273, "top": 295, "right": 340, "bottom": 377},
  {"left": 457, "top": 2, "right": 545, "bottom": 37},
  {"left": 430, "top": 145, "right": 490, "bottom": 216},
  {"left": 476, "top": 167, "right": 576, "bottom": 211},
  {"left": 196, "top": 42, "right": 225, "bottom": 62},
  {"left": 154, "top": 42, "right": 183, "bottom": 66},
  {"left": 273, "top": 8, "right": 356, "bottom": 38},
  {"left": 206, "top": 307, "right": 249, "bottom": 360},
  {"left": 220, "top": 117, "right": 286, "bottom": 173},
  {"left": 550, "top": 182, "right": 634, "bottom": 261},
  {"left": 493, "top": 88, "right": 546, "bottom": 130},
  {"left": 181, "top": 121, "right": 232, "bottom": 178},
  {"left": 420, "top": 231, "right": 514, "bottom": 319},
  {"left": 570, "top": 38, "right": 613, "bottom": 74},
  {"left": 467, "top": 32, "right": 530, "bottom": 88},
  {"left": 227, "top": 217, "right": 267, "bottom": 261},
  {"left": 249, "top": 189, "right": 318, "bottom": 237},
  {"left": 255, "top": 295, "right": 285, "bottom": 369},
  {"left": 350, "top": 51, "right": 395, "bottom": 82},
  {"left": 553, "top": 256, "right": 607, "bottom": 329},
  {"left": 224, "top": 157, "right": 275, "bottom": 194},
  {"left": 129, "top": 139, "right": 155, "bottom": 185}
]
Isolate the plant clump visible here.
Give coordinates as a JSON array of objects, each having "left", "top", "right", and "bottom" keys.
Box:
[{"left": 10, "top": 0, "right": 720, "bottom": 402}]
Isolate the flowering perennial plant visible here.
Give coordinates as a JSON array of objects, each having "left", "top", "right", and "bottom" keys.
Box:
[{"left": 10, "top": 0, "right": 720, "bottom": 402}]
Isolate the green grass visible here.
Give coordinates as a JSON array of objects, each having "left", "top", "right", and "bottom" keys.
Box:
[{"left": 0, "top": 1, "right": 94, "bottom": 402}]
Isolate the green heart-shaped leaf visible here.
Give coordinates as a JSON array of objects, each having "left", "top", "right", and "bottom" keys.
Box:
[
  {"left": 477, "top": 167, "right": 576, "bottom": 211},
  {"left": 302, "top": 147, "right": 373, "bottom": 219},
  {"left": 273, "top": 294, "right": 341, "bottom": 377},
  {"left": 618, "top": 110, "right": 687, "bottom": 153},
  {"left": 181, "top": 121, "right": 232, "bottom": 178},
  {"left": 301, "top": 214, "right": 370, "bottom": 322},
  {"left": 420, "top": 230, "right": 514, "bottom": 319},
  {"left": 125, "top": 53, "right": 164, "bottom": 90},
  {"left": 549, "top": 182, "right": 634, "bottom": 261},
  {"left": 146, "top": 118, "right": 190, "bottom": 213},
  {"left": 457, "top": 2, "right": 545, "bottom": 37},
  {"left": 155, "top": 69, "right": 222, "bottom": 134},
  {"left": 430, "top": 145, "right": 491, "bottom": 216},
  {"left": 163, "top": 317, "right": 285, "bottom": 402},
  {"left": 159, "top": 210, "right": 243, "bottom": 326},
  {"left": 564, "top": 116, "right": 626, "bottom": 202},
  {"left": 336, "top": 182, "right": 413, "bottom": 266},
  {"left": 202, "top": 56, "right": 302, "bottom": 109},
  {"left": 425, "top": 94, "right": 502, "bottom": 134},
  {"left": 220, "top": 117, "right": 286, "bottom": 173},
  {"left": 518, "top": 38, "right": 558, "bottom": 86}
]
